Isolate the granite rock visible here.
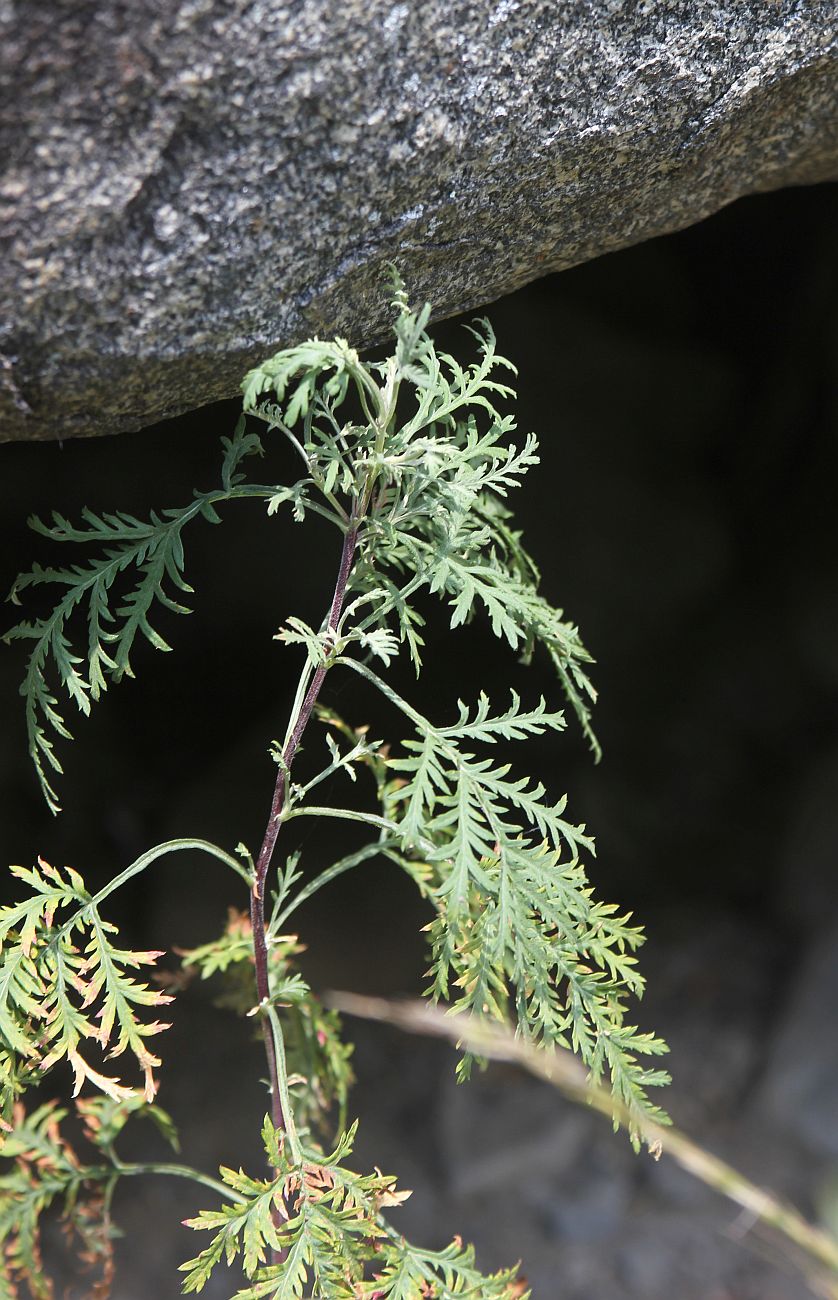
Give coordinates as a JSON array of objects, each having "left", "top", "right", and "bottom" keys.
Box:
[{"left": 1, "top": 0, "right": 837, "bottom": 441}]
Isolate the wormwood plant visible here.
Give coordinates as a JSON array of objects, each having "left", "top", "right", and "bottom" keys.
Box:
[{"left": 0, "top": 278, "right": 669, "bottom": 1297}]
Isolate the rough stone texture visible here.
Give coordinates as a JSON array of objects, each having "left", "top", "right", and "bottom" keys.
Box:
[{"left": 1, "top": 1, "right": 837, "bottom": 443}]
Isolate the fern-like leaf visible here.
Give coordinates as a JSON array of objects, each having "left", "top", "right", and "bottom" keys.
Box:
[
  {"left": 5, "top": 503, "right": 200, "bottom": 811},
  {"left": 360, "top": 1234, "right": 526, "bottom": 1299},
  {"left": 338, "top": 664, "right": 668, "bottom": 1139},
  {"left": 181, "top": 1118, "right": 523, "bottom": 1300},
  {"left": 0, "top": 1101, "right": 116, "bottom": 1300},
  {"left": 0, "top": 858, "right": 172, "bottom": 1110},
  {"left": 4, "top": 424, "right": 267, "bottom": 812}
]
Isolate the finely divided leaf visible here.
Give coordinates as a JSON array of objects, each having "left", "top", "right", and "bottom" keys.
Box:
[
  {"left": 5, "top": 502, "right": 206, "bottom": 812},
  {"left": 0, "top": 1102, "right": 117, "bottom": 1299},
  {"left": 0, "top": 859, "right": 171, "bottom": 1110},
  {"left": 181, "top": 1120, "right": 524, "bottom": 1300},
  {"left": 346, "top": 667, "right": 668, "bottom": 1140}
]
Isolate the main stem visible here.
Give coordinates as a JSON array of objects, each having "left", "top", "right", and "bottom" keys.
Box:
[{"left": 249, "top": 520, "right": 359, "bottom": 1141}]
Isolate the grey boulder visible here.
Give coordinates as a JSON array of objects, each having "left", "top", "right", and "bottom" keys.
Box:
[{"left": 1, "top": 0, "right": 837, "bottom": 442}]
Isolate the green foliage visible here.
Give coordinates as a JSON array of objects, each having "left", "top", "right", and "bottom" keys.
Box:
[
  {"left": 0, "top": 1101, "right": 114, "bottom": 1299},
  {"left": 0, "top": 1095, "right": 180, "bottom": 1299},
  {"left": 3, "top": 273, "right": 668, "bottom": 1295},
  {"left": 349, "top": 670, "right": 668, "bottom": 1124},
  {"left": 180, "top": 912, "right": 354, "bottom": 1138},
  {"left": 74, "top": 1092, "right": 180, "bottom": 1155},
  {"left": 0, "top": 857, "right": 172, "bottom": 1114},
  {"left": 181, "top": 1118, "right": 524, "bottom": 1299},
  {"left": 3, "top": 418, "right": 268, "bottom": 812}
]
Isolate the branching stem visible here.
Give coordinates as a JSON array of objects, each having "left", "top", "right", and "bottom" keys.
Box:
[
  {"left": 115, "top": 1160, "right": 242, "bottom": 1204},
  {"left": 249, "top": 520, "right": 359, "bottom": 1142},
  {"left": 48, "top": 838, "right": 252, "bottom": 951},
  {"left": 270, "top": 841, "right": 389, "bottom": 932}
]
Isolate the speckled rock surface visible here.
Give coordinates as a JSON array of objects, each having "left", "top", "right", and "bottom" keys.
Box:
[{"left": 1, "top": 0, "right": 837, "bottom": 442}]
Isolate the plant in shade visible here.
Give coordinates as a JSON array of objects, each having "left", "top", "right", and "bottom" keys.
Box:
[{"left": 1, "top": 275, "right": 669, "bottom": 1297}]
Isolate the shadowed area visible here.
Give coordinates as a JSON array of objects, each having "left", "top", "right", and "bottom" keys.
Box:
[{"left": 1, "top": 182, "right": 837, "bottom": 1297}]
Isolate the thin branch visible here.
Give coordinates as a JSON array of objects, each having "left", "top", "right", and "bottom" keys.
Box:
[
  {"left": 254, "top": 523, "right": 360, "bottom": 897},
  {"left": 49, "top": 838, "right": 252, "bottom": 950},
  {"left": 336, "top": 655, "right": 429, "bottom": 728},
  {"left": 249, "top": 520, "right": 360, "bottom": 1146},
  {"left": 263, "top": 1002, "right": 302, "bottom": 1165},
  {"left": 331, "top": 995, "right": 838, "bottom": 1297},
  {"left": 281, "top": 806, "right": 399, "bottom": 834},
  {"left": 270, "top": 841, "right": 390, "bottom": 931},
  {"left": 115, "top": 1160, "right": 243, "bottom": 1204}
]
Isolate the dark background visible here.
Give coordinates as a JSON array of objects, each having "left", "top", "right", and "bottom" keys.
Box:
[{"left": 2, "top": 180, "right": 838, "bottom": 1298}]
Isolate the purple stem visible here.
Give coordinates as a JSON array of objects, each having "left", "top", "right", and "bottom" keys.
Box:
[{"left": 249, "top": 522, "right": 359, "bottom": 1139}]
